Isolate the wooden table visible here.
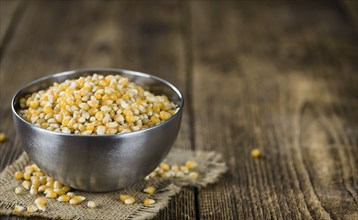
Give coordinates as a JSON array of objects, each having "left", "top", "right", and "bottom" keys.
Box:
[{"left": 1, "top": 1, "right": 357, "bottom": 219}]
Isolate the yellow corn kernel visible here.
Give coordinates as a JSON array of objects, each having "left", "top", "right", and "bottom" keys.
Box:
[
  {"left": 79, "top": 103, "right": 90, "bottom": 110},
  {"left": 150, "top": 116, "right": 160, "bottom": 124},
  {"left": 87, "top": 201, "right": 97, "bottom": 208},
  {"left": 14, "top": 171, "right": 24, "bottom": 180},
  {"left": 143, "top": 186, "right": 156, "bottom": 194},
  {"left": 54, "top": 181, "right": 63, "bottom": 189},
  {"left": 180, "top": 166, "right": 190, "bottom": 174},
  {"left": 14, "top": 205, "right": 25, "bottom": 212},
  {"left": 23, "top": 172, "right": 31, "bottom": 181},
  {"left": 119, "top": 195, "right": 135, "bottom": 205},
  {"left": 0, "top": 133, "right": 6, "bottom": 142},
  {"left": 122, "top": 93, "right": 131, "bottom": 100},
  {"left": 66, "top": 192, "right": 75, "bottom": 197},
  {"left": 125, "top": 115, "right": 135, "bottom": 123},
  {"left": 185, "top": 160, "right": 197, "bottom": 170},
  {"left": 54, "top": 188, "right": 65, "bottom": 196},
  {"left": 30, "top": 186, "right": 38, "bottom": 195},
  {"left": 62, "top": 185, "right": 71, "bottom": 193},
  {"left": 36, "top": 202, "right": 46, "bottom": 212},
  {"left": 153, "top": 102, "right": 161, "bottom": 113},
  {"left": 251, "top": 148, "right": 261, "bottom": 158},
  {"left": 57, "top": 194, "right": 71, "bottom": 202},
  {"left": 15, "top": 186, "right": 23, "bottom": 194},
  {"left": 38, "top": 185, "right": 48, "bottom": 192},
  {"left": 159, "top": 111, "right": 171, "bottom": 120},
  {"left": 26, "top": 204, "right": 38, "bottom": 213},
  {"left": 69, "top": 196, "right": 86, "bottom": 205},
  {"left": 33, "top": 171, "right": 44, "bottom": 177},
  {"left": 189, "top": 172, "right": 199, "bottom": 179},
  {"left": 171, "top": 165, "right": 179, "bottom": 172},
  {"left": 35, "top": 197, "right": 47, "bottom": 205},
  {"left": 22, "top": 180, "right": 31, "bottom": 190},
  {"left": 95, "top": 111, "right": 104, "bottom": 121},
  {"left": 143, "top": 198, "right": 155, "bottom": 206},
  {"left": 45, "top": 189, "right": 57, "bottom": 199},
  {"left": 159, "top": 163, "right": 170, "bottom": 171},
  {"left": 43, "top": 106, "right": 53, "bottom": 114}
]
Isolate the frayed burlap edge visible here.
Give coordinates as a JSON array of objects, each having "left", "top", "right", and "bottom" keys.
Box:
[{"left": 0, "top": 149, "right": 227, "bottom": 220}]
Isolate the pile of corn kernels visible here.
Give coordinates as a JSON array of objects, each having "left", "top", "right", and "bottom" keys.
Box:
[
  {"left": 19, "top": 74, "right": 179, "bottom": 135},
  {"left": 13, "top": 160, "right": 199, "bottom": 213}
]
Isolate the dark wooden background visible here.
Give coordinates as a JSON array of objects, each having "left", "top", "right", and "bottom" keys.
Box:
[{"left": 0, "top": 1, "right": 357, "bottom": 219}]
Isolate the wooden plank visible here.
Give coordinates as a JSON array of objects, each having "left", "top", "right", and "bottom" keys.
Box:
[
  {"left": 190, "top": 1, "right": 357, "bottom": 219},
  {"left": 0, "top": 0, "right": 21, "bottom": 47},
  {"left": 0, "top": 1, "right": 195, "bottom": 219}
]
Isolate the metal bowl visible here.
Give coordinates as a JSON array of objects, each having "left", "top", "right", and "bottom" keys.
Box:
[{"left": 11, "top": 68, "right": 183, "bottom": 192}]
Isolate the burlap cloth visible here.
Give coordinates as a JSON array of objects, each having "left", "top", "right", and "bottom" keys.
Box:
[{"left": 0, "top": 148, "right": 227, "bottom": 219}]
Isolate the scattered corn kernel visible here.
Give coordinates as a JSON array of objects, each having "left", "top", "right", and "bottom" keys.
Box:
[
  {"left": 143, "top": 198, "right": 156, "bottom": 206},
  {"left": 143, "top": 186, "right": 156, "bottom": 194},
  {"left": 251, "top": 148, "right": 261, "bottom": 158},
  {"left": 22, "top": 180, "right": 31, "bottom": 190},
  {"left": 14, "top": 205, "right": 25, "bottom": 212},
  {"left": 66, "top": 192, "right": 75, "bottom": 197},
  {"left": 57, "top": 195, "right": 71, "bottom": 202},
  {"left": 14, "top": 186, "right": 23, "bottom": 194},
  {"left": 0, "top": 133, "right": 6, "bottom": 142},
  {"left": 69, "top": 196, "right": 86, "bottom": 205},
  {"left": 45, "top": 190, "right": 57, "bottom": 199},
  {"left": 185, "top": 160, "right": 197, "bottom": 169},
  {"left": 14, "top": 171, "right": 24, "bottom": 180},
  {"left": 23, "top": 172, "right": 31, "bottom": 181},
  {"left": 30, "top": 187, "right": 38, "bottom": 195},
  {"left": 189, "top": 172, "right": 199, "bottom": 179},
  {"left": 36, "top": 202, "right": 46, "bottom": 212},
  {"left": 159, "top": 163, "right": 170, "bottom": 171},
  {"left": 35, "top": 197, "right": 47, "bottom": 205},
  {"left": 26, "top": 204, "right": 38, "bottom": 213},
  {"left": 19, "top": 74, "right": 179, "bottom": 135},
  {"left": 87, "top": 201, "right": 97, "bottom": 208},
  {"left": 119, "top": 195, "right": 135, "bottom": 205},
  {"left": 38, "top": 185, "right": 47, "bottom": 192}
]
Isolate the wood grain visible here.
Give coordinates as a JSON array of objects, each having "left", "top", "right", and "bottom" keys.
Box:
[
  {"left": 1, "top": 1, "right": 357, "bottom": 220},
  {"left": 190, "top": 1, "right": 357, "bottom": 220}
]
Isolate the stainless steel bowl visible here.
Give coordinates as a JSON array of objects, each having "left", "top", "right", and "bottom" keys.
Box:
[{"left": 11, "top": 68, "right": 183, "bottom": 192}]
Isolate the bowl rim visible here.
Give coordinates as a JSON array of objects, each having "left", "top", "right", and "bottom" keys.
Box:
[{"left": 11, "top": 68, "right": 184, "bottom": 138}]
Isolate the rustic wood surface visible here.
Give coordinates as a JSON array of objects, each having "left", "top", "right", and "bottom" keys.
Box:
[{"left": 0, "top": 1, "right": 357, "bottom": 219}]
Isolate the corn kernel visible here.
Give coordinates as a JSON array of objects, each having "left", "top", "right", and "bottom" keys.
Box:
[
  {"left": 15, "top": 186, "right": 23, "bottom": 194},
  {"left": 87, "top": 201, "right": 97, "bottom": 208},
  {"left": 14, "top": 171, "right": 24, "bottom": 180},
  {"left": 30, "top": 187, "right": 38, "bottom": 195},
  {"left": 251, "top": 148, "right": 261, "bottom": 158},
  {"left": 143, "top": 186, "right": 156, "bottom": 194},
  {"left": 26, "top": 204, "right": 38, "bottom": 213},
  {"left": 14, "top": 205, "right": 25, "bottom": 212},
  {"left": 57, "top": 195, "right": 71, "bottom": 202},
  {"left": 38, "top": 185, "right": 48, "bottom": 192},
  {"left": 54, "top": 188, "right": 65, "bottom": 196},
  {"left": 143, "top": 198, "right": 155, "bottom": 206},
  {"left": 24, "top": 172, "right": 31, "bottom": 181},
  {"left": 22, "top": 180, "right": 31, "bottom": 190},
  {"left": 35, "top": 197, "right": 47, "bottom": 205},
  {"left": 36, "top": 202, "right": 46, "bottom": 212},
  {"left": 69, "top": 196, "right": 86, "bottom": 205},
  {"left": 45, "top": 190, "right": 57, "bottom": 199},
  {"left": 159, "top": 111, "right": 171, "bottom": 120},
  {"left": 159, "top": 163, "right": 170, "bottom": 171},
  {"left": 66, "top": 192, "right": 75, "bottom": 197},
  {"left": 185, "top": 160, "right": 197, "bottom": 170},
  {"left": 54, "top": 181, "right": 62, "bottom": 189},
  {"left": 119, "top": 195, "right": 135, "bottom": 205},
  {"left": 189, "top": 172, "right": 199, "bottom": 179}
]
